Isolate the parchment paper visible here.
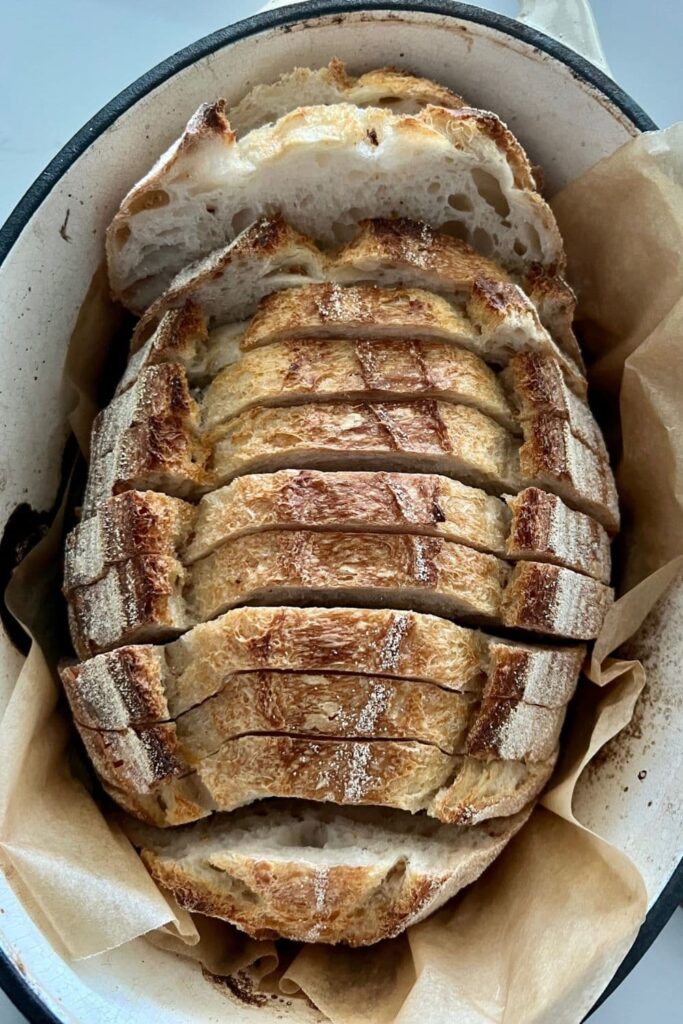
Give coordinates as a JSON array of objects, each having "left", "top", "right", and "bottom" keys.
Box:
[{"left": 2, "top": 124, "right": 683, "bottom": 1022}]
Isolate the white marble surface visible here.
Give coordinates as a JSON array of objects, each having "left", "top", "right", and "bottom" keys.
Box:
[{"left": 0, "top": 1, "right": 681, "bottom": 1021}]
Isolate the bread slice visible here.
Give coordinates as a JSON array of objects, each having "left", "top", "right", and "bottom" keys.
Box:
[
  {"left": 65, "top": 476, "right": 611, "bottom": 608},
  {"left": 336, "top": 219, "right": 583, "bottom": 375},
  {"left": 60, "top": 606, "right": 584, "bottom": 730},
  {"left": 129, "top": 219, "right": 583, "bottom": 391},
  {"left": 72, "top": 663, "right": 564, "bottom": 807},
  {"left": 84, "top": 376, "right": 618, "bottom": 531},
  {"left": 201, "top": 336, "right": 517, "bottom": 433},
  {"left": 82, "top": 725, "right": 560, "bottom": 825},
  {"left": 66, "top": 526, "right": 612, "bottom": 655},
  {"left": 122, "top": 799, "right": 532, "bottom": 945},
  {"left": 125, "top": 281, "right": 581, "bottom": 404},
  {"left": 107, "top": 103, "right": 563, "bottom": 309},
  {"left": 98, "top": 731, "right": 557, "bottom": 827},
  {"left": 229, "top": 59, "right": 465, "bottom": 136}
]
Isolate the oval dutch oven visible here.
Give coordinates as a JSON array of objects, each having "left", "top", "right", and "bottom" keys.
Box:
[{"left": 0, "top": 3, "right": 680, "bottom": 1022}]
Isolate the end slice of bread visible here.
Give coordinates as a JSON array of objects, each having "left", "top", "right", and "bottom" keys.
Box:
[
  {"left": 228, "top": 59, "right": 465, "bottom": 136},
  {"left": 122, "top": 799, "right": 532, "bottom": 945},
  {"left": 107, "top": 104, "right": 563, "bottom": 310}
]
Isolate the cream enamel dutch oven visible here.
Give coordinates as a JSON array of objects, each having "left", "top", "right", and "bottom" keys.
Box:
[{"left": 0, "top": 2, "right": 680, "bottom": 1021}]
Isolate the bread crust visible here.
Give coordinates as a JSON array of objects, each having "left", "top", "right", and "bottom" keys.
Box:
[
  {"left": 124, "top": 800, "right": 532, "bottom": 945},
  {"left": 72, "top": 668, "right": 563, "bottom": 805},
  {"left": 60, "top": 606, "right": 584, "bottom": 730},
  {"left": 84, "top": 355, "right": 615, "bottom": 528},
  {"left": 202, "top": 336, "right": 517, "bottom": 433},
  {"left": 229, "top": 59, "right": 465, "bottom": 136},
  {"left": 67, "top": 477, "right": 610, "bottom": 598}
]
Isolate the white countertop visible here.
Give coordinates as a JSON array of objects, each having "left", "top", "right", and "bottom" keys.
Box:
[{"left": 0, "top": 1, "right": 681, "bottom": 1021}]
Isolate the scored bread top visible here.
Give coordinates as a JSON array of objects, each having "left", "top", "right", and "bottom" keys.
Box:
[
  {"left": 98, "top": 733, "right": 558, "bottom": 828},
  {"left": 64, "top": 476, "right": 610, "bottom": 597},
  {"left": 72, "top": 668, "right": 565, "bottom": 806},
  {"left": 82, "top": 367, "right": 617, "bottom": 531},
  {"left": 107, "top": 104, "right": 563, "bottom": 310},
  {"left": 66, "top": 525, "right": 612, "bottom": 656}
]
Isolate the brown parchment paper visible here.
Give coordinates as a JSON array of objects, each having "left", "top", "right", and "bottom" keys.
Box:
[{"left": 2, "top": 123, "right": 683, "bottom": 1021}]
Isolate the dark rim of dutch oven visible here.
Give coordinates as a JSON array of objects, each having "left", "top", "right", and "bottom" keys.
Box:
[{"left": 0, "top": 3, "right": 675, "bottom": 1023}]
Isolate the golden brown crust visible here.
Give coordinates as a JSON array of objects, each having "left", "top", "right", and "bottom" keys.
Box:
[
  {"left": 520, "top": 414, "right": 619, "bottom": 532},
  {"left": 64, "top": 491, "right": 193, "bottom": 592},
  {"left": 61, "top": 607, "right": 489, "bottom": 728},
  {"left": 98, "top": 732, "right": 552, "bottom": 827},
  {"left": 483, "top": 639, "right": 583, "bottom": 708},
  {"left": 502, "top": 351, "right": 607, "bottom": 459},
  {"left": 73, "top": 668, "right": 564, "bottom": 803},
  {"left": 501, "top": 561, "right": 613, "bottom": 640},
  {"left": 505, "top": 487, "right": 611, "bottom": 584}
]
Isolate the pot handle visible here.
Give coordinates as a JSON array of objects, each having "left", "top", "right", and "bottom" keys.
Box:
[
  {"left": 258, "top": 0, "right": 611, "bottom": 76},
  {"left": 517, "top": 0, "right": 611, "bottom": 75}
]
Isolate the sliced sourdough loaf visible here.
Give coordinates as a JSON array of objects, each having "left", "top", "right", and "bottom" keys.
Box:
[
  {"left": 228, "top": 59, "right": 465, "bottom": 137},
  {"left": 64, "top": 475, "right": 610, "bottom": 593},
  {"left": 97, "top": 733, "right": 557, "bottom": 827},
  {"left": 66, "top": 527, "right": 612, "bottom": 655},
  {"left": 60, "top": 606, "right": 584, "bottom": 731},
  {"left": 107, "top": 104, "right": 563, "bottom": 310},
  {"left": 129, "top": 219, "right": 582, "bottom": 390},
  {"left": 123, "top": 799, "right": 532, "bottom": 945}
]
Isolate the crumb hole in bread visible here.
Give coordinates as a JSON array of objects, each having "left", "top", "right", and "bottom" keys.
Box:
[
  {"left": 295, "top": 822, "right": 329, "bottom": 848},
  {"left": 522, "top": 223, "right": 542, "bottom": 257},
  {"left": 440, "top": 220, "right": 470, "bottom": 243},
  {"left": 329, "top": 218, "right": 361, "bottom": 244},
  {"left": 127, "top": 189, "right": 170, "bottom": 215},
  {"left": 427, "top": 181, "right": 441, "bottom": 195},
  {"left": 513, "top": 239, "right": 528, "bottom": 256},
  {"left": 231, "top": 208, "right": 257, "bottom": 235},
  {"left": 472, "top": 227, "right": 494, "bottom": 256},
  {"left": 366, "top": 858, "right": 408, "bottom": 907},
  {"left": 114, "top": 224, "right": 131, "bottom": 249},
  {"left": 471, "top": 169, "right": 511, "bottom": 218},
  {"left": 378, "top": 96, "right": 401, "bottom": 105},
  {"left": 315, "top": 152, "right": 332, "bottom": 169},
  {"left": 447, "top": 192, "right": 473, "bottom": 212}
]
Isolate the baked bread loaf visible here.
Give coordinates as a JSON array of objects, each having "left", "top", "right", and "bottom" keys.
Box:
[
  {"left": 60, "top": 66, "right": 620, "bottom": 945},
  {"left": 123, "top": 800, "right": 531, "bottom": 946},
  {"left": 107, "top": 103, "right": 563, "bottom": 310}
]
